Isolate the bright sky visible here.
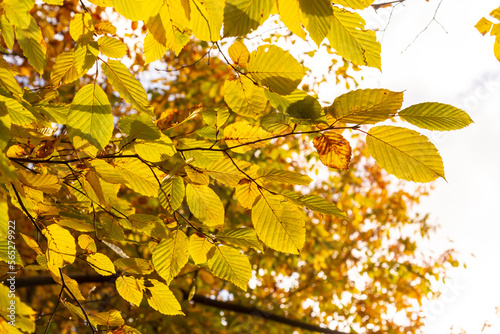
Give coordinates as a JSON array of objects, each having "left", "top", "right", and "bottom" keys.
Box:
[{"left": 359, "top": 1, "right": 500, "bottom": 332}]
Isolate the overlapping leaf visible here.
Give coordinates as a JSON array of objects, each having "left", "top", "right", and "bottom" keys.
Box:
[
  {"left": 186, "top": 184, "right": 225, "bottom": 226},
  {"left": 190, "top": 0, "right": 223, "bottom": 41},
  {"left": 152, "top": 230, "right": 190, "bottom": 285},
  {"left": 15, "top": 16, "right": 46, "bottom": 74},
  {"left": 223, "top": 121, "right": 272, "bottom": 153},
  {"left": 223, "top": 76, "right": 268, "bottom": 118},
  {"left": 145, "top": 279, "right": 184, "bottom": 315},
  {"left": 223, "top": 0, "right": 275, "bottom": 37}
]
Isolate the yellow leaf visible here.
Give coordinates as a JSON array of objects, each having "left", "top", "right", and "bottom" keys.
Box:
[
  {"left": 328, "top": 88, "right": 404, "bottom": 124},
  {"left": 223, "top": 76, "right": 268, "bottom": 118},
  {"left": 223, "top": 121, "right": 272, "bottom": 153},
  {"left": 146, "top": 279, "right": 184, "bottom": 315},
  {"left": 247, "top": 45, "right": 306, "bottom": 95},
  {"left": 0, "top": 16, "right": 15, "bottom": 49},
  {"left": 78, "top": 234, "right": 97, "bottom": 253},
  {"left": 86, "top": 253, "right": 116, "bottom": 276},
  {"left": 116, "top": 276, "right": 144, "bottom": 306},
  {"left": 95, "top": 21, "right": 117, "bottom": 34},
  {"left": 134, "top": 135, "right": 176, "bottom": 163},
  {"left": 113, "top": 0, "right": 163, "bottom": 21},
  {"left": 313, "top": 131, "right": 351, "bottom": 170},
  {"left": 69, "top": 13, "right": 94, "bottom": 43},
  {"left": 152, "top": 230, "right": 190, "bottom": 285},
  {"left": 51, "top": 50, "right": 80, "bottom": 86},
  {"left": 217, "top": 228, "right": 263, "bottom": 251},
  {"left": 143, "top": 32, "right": 169, "bottom": 64},
  {"left": 190, "top": 0, "right": 224, "bottom": 41},
  {"left": 97, "top": 36, "right": 127, "bottom": 58},
  {"left": 223, "top": 0, "right": 275, "bottom": 37},
  {"left": 207, "top": 245, "right": 252, "bottom": 291},
  {"left": 189, "top": 233, "right": 215, "bottom": 264},
  {"left": 366, "top": 126, "right": 445, "bottom": 182},
  {"left": 15, "top": 16, "right": 46, "bottom": 74},
  {"left": 276, "top": 0, "right": 307, "bottom": 40},
  {"left": 158, "top": 176, "right": 185, "bottom": 213},
  {"left": 43, "top": 224, "right": 76, "bottom": 268},
  {"left": 186, "top": 184, "right": 225, "bottom": 227},
  {"left": 335, "top": 0, "right": 375, "bottom": 9},
  {"left": 90, "top": 309, "right": 124, "bottom": 327},
  {"left": 235, "top": 179, "right": 260, "bottom": 209},
  {"left": 17, "top": 171, "right": 60, "bottom": 194},
  {"left": 299, "top": 0, "right": 332, "bottom": 46},
  {"left": 228, "top": 41, "right": 250, "bottom": 66},
  {"left": 475, "top": 17, "right": 493, "bottom": 36},
  {"left": 2, "top": 0, "right": 34, "bottom": 29},
  {"left": 114, "top": 158, "right": 160, "bottom": 197},
  {"left": 252, "top": 193, "right": 305, "bottom": 254},
  {"left": 399, "top": 102, "right": 473, "bottom": 131},
  {"left": 328, "top": 7, "right": 381, "bottom": 69},
  {"left": 115, "top": 258, "right": 154, "bottom": 275}
]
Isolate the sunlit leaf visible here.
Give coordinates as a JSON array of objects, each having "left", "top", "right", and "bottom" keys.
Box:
[
  {"left": 43, "top": 224, "right": 76, "bottom": 268},
  {"left": 153, "top": 230, "right": 190, "bottom": 285},
  {"left": 217, "top": 228, "right": 263, "bottom": 251},
  {"left": 158, "top": 176, "right": 185, "bottom": 213},
  {"left": 15, "top": 16, "right": 46, "bottom": 74},
  {"left": 223, "top": 0, "right": 275, "bottom": 37},
  {"left": 146, "top": 279, "right": 184, "bottom": 315},
  {"left": 223, "top": 121, "right": 272, "bottom": 153},
  {"left": 97, "top": 36, "right": 127, "bottom": 58},
  {"left": 224, "top": 76, "right": 268, "bottom": 118},
  {"left": 313, "top": 131, "right": 352, "bottom": 170},
  {"left": 86, "top": 253, "right": 116, "bottom": 276},
  {"left": 189, "top": 233, "right": 215, "bottom": 264},
  {"left": 190, "top": 0, "right": 223, "bottom": 41},
  {"left": 116, "top": 276, "right": 144, "bottom": 306},
  {"left": 207, "top": 245, "right": 252, "bottom": 291},
  {"left": 228, "top": 41, "right": 250, "bottom": 66},
  {"left": 399, "top": 103, "right": 473, "bottom": 131},
  {"left": 335, "top": 0, "right": 375, "bottom": 9},
  {"left": 69, "top": 13, "right": 94, "bottom": 44},
  {"left": 186, "top": 183, "right": 225, "bottom": 227}
]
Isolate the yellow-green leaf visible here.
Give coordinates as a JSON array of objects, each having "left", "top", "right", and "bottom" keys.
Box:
[
  {"left": 97, "top": 36, "right": 127, "bottom": 58},
  {"left": 247, "top": 45, "right": 306, "bottom": 95},
  {"left": 114, "top": 158, "right": 160, "bottom": 197},
  {"left": 18, "top": 171, "right": 60, "bottom": 194},
  {"left": 69, "top": 13, "right": 94, "bottom": 44},
  {"left": 276, "top": 0, "right": 306, "bottom": 40},
  {"left": 223, "top": 0, "right": 275, "bottom": 37},
  {"left": 282, "top": 190, "right": 347, "bottom": 220},
  {"left": 86, "top": 253, "right": 116, "bottom": 276},
  {"left": 114, "top": 258, "right": 154, "bottom": 275},
  {"left": 146, "top": 279, "right": 184, "bottom": 315},
  {"left": 186, "top": 184, "right": 225, "bottom": 227},
  {"left": 67, "top": 84, "right": 113, "bottom": 150},
  {"left": 90, "top": 309, "right": 124, "bottom": 327},
  {"left": 152, "top": 230, "right": 190, "bottom": 284},
  {"left": 257, "top": 167, "right": 312, "bottom": 185},
  {"left": 328, "top": 88, "right": 404, "bottom": 124},
  {"left": 328, "top": 7, "right": 381, "bottom": 69},
  {"left": 207, "top": 245, "right": 252, "bottom": 291},
  {"left": 313, "top": 131, "right": 352, "bottom": 170},
  {"left": 119, "top": 113, "right": 161, "bottom": 140},
  {"left": 366, "top": 125, "right": 445, "bottom": 182},
  {"left": 135, "top": 134, "right": 176, "bottom": 163},
  {"left": 0, "top": 16, "right": 15, "bottom": 49},
  {"left": 223, "top": 76, "right": 268, "bottom": 118},
  {"left": 235, "top": 180, "right": 260, "bottom": 209},
  {"left": 189, "top": 234, "right": 215, "bottom": 264},
  {"left": 101, "top": 60, "right": 154, "bottom": 115},
  {"left": 0, "top": 67, "right": 21, "bottom": 95},
  {"left": 223, "top": 121, "right": 272, "bottom": 153},
  {"left": 116, "top": 276, "right": 144, "bottom": 306},
  {"left": 73, "top": 41, "right": 99, "bottom": 73},
  {"left": 190, "top": 0, "right": 223, "bottom": 41},
  {"left": 178, "top": 139, "right": 224, "bottom": 168},
  {"left": 202, "top": 158, "right": 247, "bottom": 186},
  {"left": 15, "top": 16, "right": 46, "bottom": 74},
  {"left": 0, "top": 107, "right": 11, "bottom": 150},
  {"left": 158, "top": 176, "right": 185, "bottom": 213},
  {"left": 399, "top": 102, "right": 473, "bottom": 131},
  {"left": 252, "top": 193, "right": 305, "bottom": 254}
]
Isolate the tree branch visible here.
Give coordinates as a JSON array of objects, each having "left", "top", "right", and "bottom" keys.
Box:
[{"left": 11, "top": 273, "right": 349, "bottom": 334}]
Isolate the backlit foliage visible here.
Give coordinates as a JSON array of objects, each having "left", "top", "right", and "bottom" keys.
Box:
[{"left": 0, "top": 1, "right": 472, "bottom": 333}]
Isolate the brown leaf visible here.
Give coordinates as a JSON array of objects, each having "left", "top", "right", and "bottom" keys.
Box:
[{"left": 313, "top": 131, "right": 351, "bottom": 170}]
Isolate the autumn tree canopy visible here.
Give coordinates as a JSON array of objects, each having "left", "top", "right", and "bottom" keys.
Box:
[{"left": 0, "top": 0, "right": 475, "bottom": 333}]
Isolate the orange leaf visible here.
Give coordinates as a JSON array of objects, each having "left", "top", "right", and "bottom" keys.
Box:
[{"left": 313, "top": 132, "right": 351, "bottom": 170}]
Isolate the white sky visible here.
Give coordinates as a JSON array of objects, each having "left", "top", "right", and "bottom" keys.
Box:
[{"left": 360, "top": 1, "right": 500, "bottom": 332}]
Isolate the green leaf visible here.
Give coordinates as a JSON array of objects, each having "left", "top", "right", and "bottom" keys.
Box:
[
  {"left": 328, "top": 88, "right": 404, "bottom": 125},
  {"left": 399, "top": 103, "right": 473, "bottom": 131},
  {"left": 116, "top": 276, "right": 144, "bottom": 306},
  {"left": 252, "top": 193, "right": 305, "bottom": 254},
  {"left": 158, "top": 176, "right": 185, "bottom": 213},
  {"left": 190, "top": 0, "right": 223, "bottom": 41},
  {"left": 51, "top": 50, "right": 80, "bottom": 86},
  {"left": 0, "top": 105, "right": 11, "bottom": 150},
  {"left": 0, "top": 68, "right": 21, "bottom": 95},
  {"left": 114, "top": 158, "right": 160, "bottom": 197},
  {"left": 145, "top": 279, "right": 184, "bottom": 315},
  {"left": 189, "top": 234, "right": 215, "bottom": 264},
  {"left": 327, "top": 7, "right": 381, "bottom": 69},
  {"left": 299, "top": 0, "right": 332, "bottom": 46},
  {"left": 15, "top": 16, "right": 46, "bottom": 74},
  {"left": 247, "top": 45, "right": 306, "bottom": 95},
  {"left": 67, "top": 84, "right": 113, "bottom": 150},
  {"left": 223, "top": 76, "right": 268, "bottom": 118},
  {"left": 257, "top": 167, "right": 312, "bottom": 185},
  {"left": 335, "top": 0, "right": 375, "bottom": 9},
  {"left": 118, "top": 113, "right": 161, "bottom": 140},
  {"left": 186, "top": 184, "right": 225, "bottom": 227},
  {"left": 152, "top": 230, "right": 190, "bottom": 285},
  {"left": 86, "top": 253, "right": 116, "bottom": 276},
  {"left": 97, "top": 36, "right": 127, "bottom": 58},
  {"left": 2, "top": 0, "right": 34, "bottom": 29},
  {"left": 207, "top": 245, "right": 252, "bottom": 291},
  {"left": 261, "top": 112, "right": 293, "bottom": 134},
  {"left": 217, "top": 228, "right": 263, "bottom": 251},
  {"left": 366, "top": 126, "right": 445, "bottom": 182},
  {"left": 101, "top": 60, "right": 154, "bottom": 115},
  {"left": 69, "top": 13, "right": 94, "bottom": 44},
  {"left": 282, "top": 191, "right": 348, "bottom": 220},
  {"left": 145, "top": 1, "right": 191, "bottom": 55},
  {"left": 285, "top": 95, "right": 324, "bottom": 123},
  {"left": 223, "top": 0, "right": 275, "bottom": 37}
]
